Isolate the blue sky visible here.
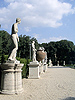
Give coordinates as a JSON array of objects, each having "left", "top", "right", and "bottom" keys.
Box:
[{"left": 0, "top": 0, "right": 75, "bottom": 44}]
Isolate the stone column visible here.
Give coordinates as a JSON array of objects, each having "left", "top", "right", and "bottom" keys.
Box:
[
  {"left": 0, "top": 63, "right": 24, "bottom": 94},
  {"left": 14, "top": 63, "right": 24, "bottom": 94},
  {"left": 41, "top": 63, "right": 44, "bottom": 74},
  {"left": 0, "top": 63, "right": 15, "bottom": 94},
  {"left": 49, "top": 59, "right": 53, "bottom": 67},
  {"left": 57, "top": 61, "right": 59, "bottom": 66},
  {"left": 39, "top": 61, "right": 43, "bottom": 74},
  {"left": 43, "top": 63, "right": 47, "bottom": 72},
  {"left": 28, "top": 61, "right": 40, "bottom": 79},
  {"left": 63, "top": 61, "right": 65, "bottom": 66},
  {"left": 39, "top": 61, "right": 41, "bottom": 74}
]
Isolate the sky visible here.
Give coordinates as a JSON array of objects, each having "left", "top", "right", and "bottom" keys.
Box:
[{"left": 0, "top": 0, "right": 75, "bottom": 44}]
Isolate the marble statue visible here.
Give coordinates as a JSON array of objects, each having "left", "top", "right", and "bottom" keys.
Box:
[
  {"left": 49, "top": 59, "right": 52, "bottom": 67},
  {"left": 57, "top": 61, "right": 59, "bottom": 66},
  {"left": 32, "top": 41, "right": 36, "bottom": 61},
  {"left": 49, "top": 59, "right": 51, "bottom": 64},
  {"left": 44, "top": 51, "right": 47, "bottom": 64},
  {"left": 63, "top": 61, "right": 65, "bottom": 66},
  {"left": 8, "top": 18, "right": 21, "bottom": 63}
]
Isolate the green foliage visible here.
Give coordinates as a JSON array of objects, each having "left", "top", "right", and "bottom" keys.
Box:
[
  {"left": 18, "top": 35, "right": 39, "bottom": 59},
  {"left": 40, "top": 40, "right": 75, "bottom": 65},
  {"left": 16, "top": 57, "right": 31, "bottom": 78},
  {"left": 0, "top": 30, "right": 11, "bottom": 55},
  {"left": 1, "top": 30, "right": 75, "bottom": 66},
  {"left": 0, "top": 55, "right": 8, "bottom": 63},
  {"left": 18, "top": 35, "right": 31, "bottom": 58},
  {"left": 0, "top": 30, "right": 39, "bottom": 59}
]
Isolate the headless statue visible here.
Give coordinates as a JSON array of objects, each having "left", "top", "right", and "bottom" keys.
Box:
[{"left": 8, "top": 18, "right": 21, "bottom": 62}]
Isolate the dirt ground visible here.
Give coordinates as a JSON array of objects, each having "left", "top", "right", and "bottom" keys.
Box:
[{"left": 0, "top": 66, "right": 75, "bottom": 100}]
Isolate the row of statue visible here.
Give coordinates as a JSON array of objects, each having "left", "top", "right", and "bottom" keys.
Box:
[
  {"left": 7, "top": 18, "right": 46, "bottom": 64},
  {"left": 7, "top": 18, "right": 65, "bottom": 66},
  {"left": 0, "top": 18, "right": 66, "bottom": 95}
]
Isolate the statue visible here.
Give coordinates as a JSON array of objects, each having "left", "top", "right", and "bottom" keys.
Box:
[
  {"left": 8, "top": 18, "right": 21, "bottom": 63},
  {"left": 32, "top": 41, "right": 36, "bottom": 62},
  {"left": 49, "top": 59, "right": 52, "bottom": 67},
  {"left": 57, "top": 61, "right": 59, "bottom": 66},
  {"left": 63, "top": 61, "right": 65, "bottom": 66},
  {"left": 44, "top": 51, "right": 47, "bottom": 64}
]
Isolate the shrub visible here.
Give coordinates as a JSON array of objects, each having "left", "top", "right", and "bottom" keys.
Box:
[
  {"left": 0, "top": 55, "right": 8, "bottom": 63},
  {"left": 16, "top": 57, "right": 31, "bottom": 78}
]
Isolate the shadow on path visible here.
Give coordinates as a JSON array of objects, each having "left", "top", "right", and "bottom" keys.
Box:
[{"left": 62, "top": 97, "right": 75, "bottom": 100}]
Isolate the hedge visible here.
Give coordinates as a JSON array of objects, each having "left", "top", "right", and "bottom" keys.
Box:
[{"left": 0, "top": 55, "right": 31, "bottom": 78}]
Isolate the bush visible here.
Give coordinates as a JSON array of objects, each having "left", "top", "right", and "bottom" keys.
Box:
[
  {"left": 0, "top": 55, "right": 8, "bottom": 63},
  {"left": 16, "top": 57, "right": 31, "bottom": 78}
]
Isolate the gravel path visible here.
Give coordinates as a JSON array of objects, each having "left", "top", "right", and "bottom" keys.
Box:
[{"left": 0, "top": 66, "right": 75, "bottom": 100}]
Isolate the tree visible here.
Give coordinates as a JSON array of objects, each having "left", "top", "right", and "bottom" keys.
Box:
[
  {"left": 56, "top": 40, "right": 75, "bottom": 64},
  {"left": 0, "top": 30, "right": 11, "bottom": 55},
  {"left": 18, "top": 35, "right": 31, "bottom": 59}
]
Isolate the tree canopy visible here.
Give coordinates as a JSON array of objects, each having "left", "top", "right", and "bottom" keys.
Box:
[
  {"left": 0, "top": 30, "right": 75, "bottom": 65},
  {"left": 40, "top": 40, "right": 75, "bottom": 65}
]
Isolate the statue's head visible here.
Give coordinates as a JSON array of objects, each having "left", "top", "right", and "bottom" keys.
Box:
[
  {"left": 32, "top": 41, "right": 35, "bottom": 44},
  {"left": 16, "top": 18, "right": 21, "bottom": 24}
]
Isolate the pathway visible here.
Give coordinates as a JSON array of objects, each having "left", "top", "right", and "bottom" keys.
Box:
[{"left": 0, "top": 66, "right": 75, "bottom": 100}]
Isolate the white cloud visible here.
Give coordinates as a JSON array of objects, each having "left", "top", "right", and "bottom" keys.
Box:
[
  {"left": 0, "top": 0, "right": 75, "bottom": 30},
  {"left": 32, "top": 33, "right": 40, "bottom": 39},
  {"left": 49, "top": 36, "right": 67, "bottom": 41},
  {"left": 24, "top": 27, "right": 31, "bottom": 32},
  {"left": 39, "top": 36, "right": 68, "bottom": 43}
]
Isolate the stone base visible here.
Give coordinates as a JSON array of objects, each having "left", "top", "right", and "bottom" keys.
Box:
[
  {"left": 48, "top": 64, "right": 53, "bottom": 67},
  {"left": 43, "top": 64, "right": 47, "bottom": 72},
  {"left": 39, "top": 62, "right": 43, "bottom": 74},
  {"left": 28, "top": 61, "right": 40, "bottom": 79},
  {"left": 39, "top": 65, "right": 44, "bottom": 74},
  {"left": 0, "top": 62, "right": 24, "bottom": 94},
  {"left": 57, "top": 64, "right": 59, "bottom": 66}
]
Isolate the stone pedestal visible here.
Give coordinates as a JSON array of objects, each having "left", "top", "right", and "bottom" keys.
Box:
[
  {"left": 39, "top": 63, "right": 43, "bottom": 74},
  {"left": 63, "top": 61, "right": 65, "bottom": 66},
  {"left": 57, "top": 61, "right": 59, "bottom": 66},
  {"left": 41, "top": 65, "right": 44, "bottom": 73},
  {"left": 28, "top": 61, "right": 40, "bottom": 79},
  {"left": 43, "top": 64, "right": 47, "bottom": 72},
  {"left": 0, "top": 62, "right": 24, "bottom": 94},
  {"left": 57, "top": 64, "right": 59, "bottom": 66},
  {"left": 49, "top": 63, "right": 53, "bottom": 67}
]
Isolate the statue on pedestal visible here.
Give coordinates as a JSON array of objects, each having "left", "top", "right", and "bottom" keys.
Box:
[
  {"left": 44, "top": 51, "right": 47, "bottom": 64},
  {"left": 32, "top": 41, "right": 36, "bottom": 62},
  {"left": 57, "top": 61, "right": 59, "bottom": 66},
  {"left": 8, "top": 18, "right": 21, "bottom": 63},
  {"left": 0, "top": 18, "right": 24, "bottom": 94},
  {"left": 49, "top": 59, "right": 53, "bottom": 67},
  {"left": 63, "top": 61, "right": 65, "bottom": 66}
]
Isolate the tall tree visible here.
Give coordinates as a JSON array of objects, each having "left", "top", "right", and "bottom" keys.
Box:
[{"left": 0, "top": 30, "right": 11, "bottom": 55}]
